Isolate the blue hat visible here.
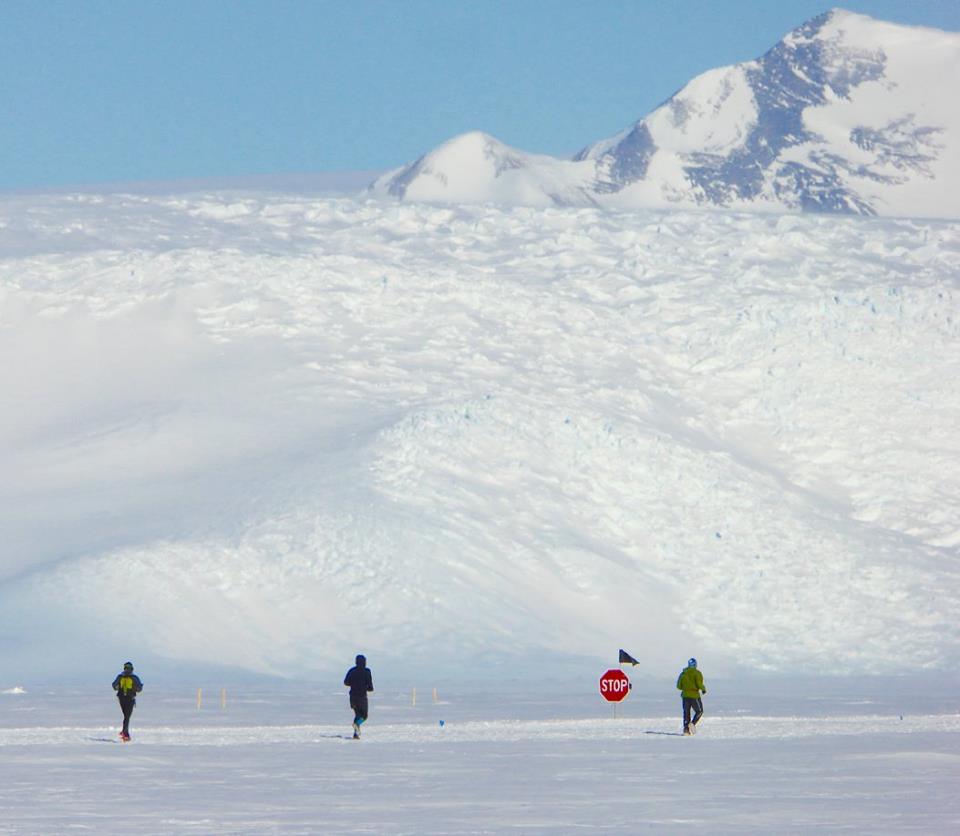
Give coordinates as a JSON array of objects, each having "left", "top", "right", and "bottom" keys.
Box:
[{"left": 688, "top": 658, "right": 697, "bottom": 668}]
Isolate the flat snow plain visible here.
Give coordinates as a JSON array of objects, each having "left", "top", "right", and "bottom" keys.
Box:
[{"left": 1, "top": 677, "right": 959, "bottom": 834}]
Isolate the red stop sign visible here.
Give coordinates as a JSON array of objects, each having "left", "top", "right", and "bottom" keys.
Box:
[{"left": 599, "top": 669, "right": 631, "bottom": 702}]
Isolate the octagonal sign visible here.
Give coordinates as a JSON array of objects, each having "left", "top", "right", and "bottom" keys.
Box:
[{"left": 599, "top": 668, "right": 631, "bottom": 702}]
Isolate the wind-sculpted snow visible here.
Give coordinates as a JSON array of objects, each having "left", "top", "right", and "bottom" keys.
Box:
[{"left": 1, "top": 192, "right": 958, "bottom": 678}]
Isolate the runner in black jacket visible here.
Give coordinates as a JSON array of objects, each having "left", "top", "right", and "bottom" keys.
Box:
[
  {"left": 111, "top": 661, "right": 143, "bottom": 741},
  {"left": 343, "top": 654, "right": 373, "bottom": 739}
]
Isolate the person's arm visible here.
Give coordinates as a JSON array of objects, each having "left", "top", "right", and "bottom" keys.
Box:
[
  {"left": 134, "top": 675, "right": 143, "bottom": 693},
  {"left": 344, "top": 669, "right": 352, "bottom": 688},
  {"left": 112, "top": 675, "right": 120, "bottom": 692},
  {"left": 676, "top": 672, "right": 683, "bottom": 690},
  {"left": 698, "top": 671, "right": 706, "bottom": 694},
  {"left": 366, "top": 670, "right": 373, "bottom": 693}
]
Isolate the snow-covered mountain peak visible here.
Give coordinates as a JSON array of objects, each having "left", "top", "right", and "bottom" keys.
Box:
[
  {"left": 774, "top": 8, "right": 887, "bottom": 95},
  {"left": 807, "top": 7, "right": 949, "bottom": 44},
  {"left": 374, "top": 10, "right": 960, "bottom": 218},
  {"left": 581, "top": 7, "right": 959, "bottom": 216},
  {"left": 370, "top": 130, "right": 596, "bottom": 206},
  {"left": 376, "top": 131, "right": 520, "bottom": 200}
]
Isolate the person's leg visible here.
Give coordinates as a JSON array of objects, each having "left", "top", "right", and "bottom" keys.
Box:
[
  {"left": 350, "top": 695, "right": 361, "bottom": 737},
  {"left": 120, "top": 698, "right": 134, "bottom": 736},
  {"left": 692, "top": 698, "right": 703, "bottom": 726},
  {"left": 682, "top": 697, "right": 692, "bottom": 732},
  {"left": 355, "top": 694, "right": 368, "bottom": 723}
]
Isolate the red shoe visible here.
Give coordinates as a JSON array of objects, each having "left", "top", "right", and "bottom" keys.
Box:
[{"left": 120, "top": 731, "right": 131, "bottom": 742}]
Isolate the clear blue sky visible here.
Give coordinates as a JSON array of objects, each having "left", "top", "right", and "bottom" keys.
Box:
[{"left": 1, "top": 0, "right": 957, "bottom": 190}]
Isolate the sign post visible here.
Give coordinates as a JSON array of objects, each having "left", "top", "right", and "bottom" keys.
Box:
[{"left": 599, "top": 668, "right": 631, "bottom": 718}]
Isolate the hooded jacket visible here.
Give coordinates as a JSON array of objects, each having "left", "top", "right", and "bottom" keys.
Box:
[
  {"left": 676, "top": 666, "right": 706, "bottom": 698},
  {"left": 343, "top": 657, "right": 374, "bottom": 697}
]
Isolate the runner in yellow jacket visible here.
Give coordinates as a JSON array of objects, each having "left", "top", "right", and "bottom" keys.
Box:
[{"left": 677, "top": 658, "right": 706, "bottom": 735}]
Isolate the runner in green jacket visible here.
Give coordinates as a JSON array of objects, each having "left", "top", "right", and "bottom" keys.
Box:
[{"left": 677, "top": 658, "right": 706, "bottom": 735}]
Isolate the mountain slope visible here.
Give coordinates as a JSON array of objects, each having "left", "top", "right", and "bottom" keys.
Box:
[{"left": 372, "top": 9, "right": 960, "bottom": 217}]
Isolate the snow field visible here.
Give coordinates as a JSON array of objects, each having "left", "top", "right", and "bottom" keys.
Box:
[
  {"left": 2, "top": 713, "right": 958, "bottom": 747},
  {"left": 1, "top": 682, "right": 958, "bottom": 833}
]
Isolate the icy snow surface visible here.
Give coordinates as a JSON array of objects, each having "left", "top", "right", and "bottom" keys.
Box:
[
  {"left": 1, "top": 192, "right": 959, "bottom": 682},
  {"left": 0, "top": 680, "right": 958, "bottom": 832}
]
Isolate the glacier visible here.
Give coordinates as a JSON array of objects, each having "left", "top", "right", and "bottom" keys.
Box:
[{"left": 1, "top": 190, "right": 958, "bottom": 680}]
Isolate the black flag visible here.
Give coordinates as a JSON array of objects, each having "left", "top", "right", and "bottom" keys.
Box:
[{"left": 619, "top": 649, "right": 639, "bottom": 666}]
